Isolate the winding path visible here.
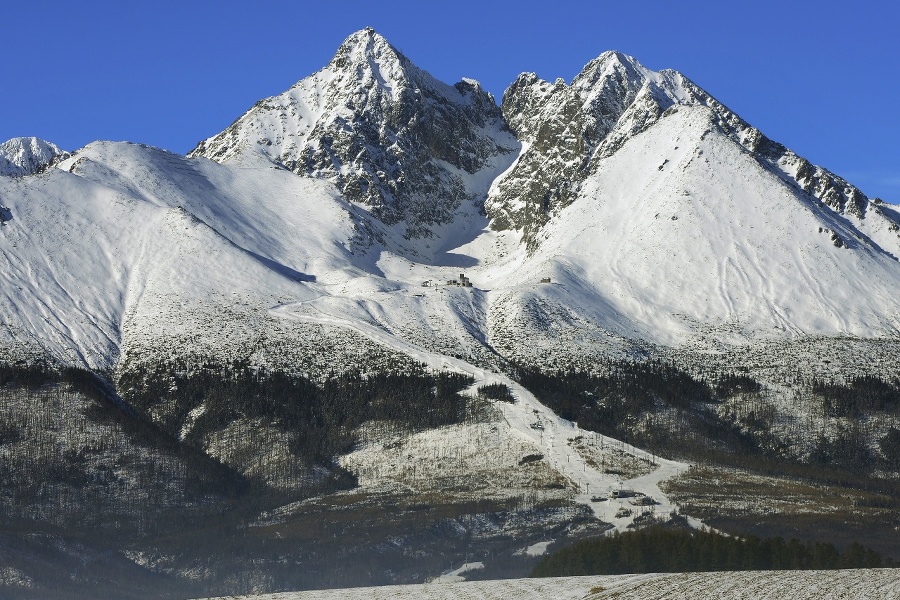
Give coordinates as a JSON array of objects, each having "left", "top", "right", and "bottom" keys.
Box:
[{"left": 271, "top": 299, "right": 694, "bottom": 531}]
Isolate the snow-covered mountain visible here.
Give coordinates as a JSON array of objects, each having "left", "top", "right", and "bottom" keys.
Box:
[
  {"left": 485, "top": 51, "right": 898, "bottom": 252},
  {"left": 1, "top": 28, "right": 899, "bottom": 377},
  {"left": 4, "top": 29, "right": 900, "bottom": 597},
  {"left": 0, "top": 137, "right": 68, "bottom": 177},
  {"left": 189, "top": 27, "right": 518, "bottom": 241},
  {"left": 0, "top": 139, "right": 398, "bottom": 373}
]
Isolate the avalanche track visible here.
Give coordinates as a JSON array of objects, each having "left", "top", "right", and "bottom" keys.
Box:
[{"left": 271, "top": 298, "right": 694, "bottom": 531}]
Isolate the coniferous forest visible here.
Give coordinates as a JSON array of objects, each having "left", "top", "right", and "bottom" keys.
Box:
[
  {"left": 0, "top": 361, "right": 500, "bottom": 598},
  {"left": 531, "top": 527, "right": 890, "bottom": 577},
  {"left": 515, "top": 360, "right": 900, "bottom": 474},
  {"left": 2, "top": 356, "right": 899, "bottom": 597},
  {"left": 119, "top": 359, "right": 476, "bottom": 464}
]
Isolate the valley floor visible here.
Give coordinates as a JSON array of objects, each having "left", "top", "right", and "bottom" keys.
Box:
[{"left": 202, "top": 568, "right": 900, "bottom": 599}]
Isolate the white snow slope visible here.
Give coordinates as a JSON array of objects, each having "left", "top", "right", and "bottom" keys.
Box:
[
  {"left": 507, "top": 104, "right": 900, "bottom": 348},
  {"left": 0, "top": 141, "right": 356, "bottom": 368}
]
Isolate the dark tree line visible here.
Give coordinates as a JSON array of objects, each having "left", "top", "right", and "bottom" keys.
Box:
[
  {"left": 516, "top": 360, "right": 714, "bottom": 413},
  {"left": 531, "top": 526, "right": 890, "bottom": 577},
  {"left": 477, "top": 383, "right": 514, "bottom": 402},
  {"left": 813, "top": 375, "right": 900, "bottom": 418},
  {"left": 0, "top": 366, "right": 250, "bottom": 546},
  {"left": 119, "top": 359, "right": 476, "bottom": 463},
  {"left": 809, "top": 425, "right": 873, "bottom": 470},
  {"left": 515, "top": 360, "right": 900, "bottom": 475},
  {"left": 715, "top": 373, "right": 762, "bottom": 397},
  {"left": 514, "top": 361, "right": 709, "bottom": 438},
  {"left": 880, "top": 427, "right": 900, "bottom": 468},
  {"left": 805, "top": 375, "right": 900, "bottom": 471},
  {"left": 514, "top": 361, "right": 761, "bottom": 461},
  {"left": 0, "top": 361, "right": 57, "bottom": 387}
]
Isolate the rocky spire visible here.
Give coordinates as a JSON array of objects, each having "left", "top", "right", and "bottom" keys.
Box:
[{"left": 190, "top": 28, "right": 517, "bottom": 241}]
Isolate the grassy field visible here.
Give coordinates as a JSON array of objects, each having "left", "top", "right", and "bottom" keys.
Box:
[{"left": 661, "top": 465, "right": 900, "bottom": 560}]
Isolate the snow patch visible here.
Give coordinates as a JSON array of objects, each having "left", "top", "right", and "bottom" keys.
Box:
[{"left": 431, "top": 561, "right": 484, "bottom": 583}]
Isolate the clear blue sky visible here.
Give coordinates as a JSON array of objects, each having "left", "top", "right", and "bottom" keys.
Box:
[{"left": 2, "top": 1, "right": 897, "bottom": 201}]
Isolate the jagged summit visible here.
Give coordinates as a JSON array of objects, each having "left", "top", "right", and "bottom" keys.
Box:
[
  {"left": 572, "top": 50, "right": 693, "bottom": 117},
  {"left": 578, "top": 50, "right": 650, "bottom": 81},
  {"left": 326, "top": 27, "right": 419, "bottom": 98},
  {"left": 486, "top": 50, "right": 695, "bottom": 240},
  {"left": 486, "top": 49, "right": 891, "bottom": 250},
  {"left": 0, "top": 137, "right": 68, "bottom": 177},
  {"left": 189, "top": 28, "right": 517, "bottom": 241},
  {"left": 200, "top": 37, "right": 851, "bottom": 251},
  {"left": 322, "top": 27, "right": 495, "bottom": 108}
]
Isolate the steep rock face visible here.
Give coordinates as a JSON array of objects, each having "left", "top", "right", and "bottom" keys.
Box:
[
  {"left": 0, "top": 137, "right": 68, "bottom": 177},
  {"left": 486, "top": 103, "right": 900, "bottom": 358},
  {"left": 190, "top": 28, "right": 517, "bottom": 239},
  {"left": 486, "top": 52, "right": 897, "bottom": 251},
  {"left": 486, "top": 53, "right": 693, "bottom": 245},
  {"left": 486, "top": 74, "right": 586, "bottom": 234}
]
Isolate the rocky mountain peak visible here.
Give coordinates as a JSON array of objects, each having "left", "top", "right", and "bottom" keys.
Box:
[
  {"left": 487, "top": 52, "right": 695, "bottom": 245},
  {"left": 326, "top": 28, "right": 411, "bottom": 93},
  {"left": 486, "top": 49, "right": 888, "bottom": 251},
  {"left": 577, "top": 50, "right": 648, "bottom": 84},
  {"left": 190, "top": 29, "right": 516, "bottom": 242},
  {"left": 188, "top": 38, "right": 888, "bottom": 254},
  {"left": 0, "top": 137, "right": 68, "bottom": 177},
  {"left": 336, "top": 25, "right": 386, "bottom": 53}
]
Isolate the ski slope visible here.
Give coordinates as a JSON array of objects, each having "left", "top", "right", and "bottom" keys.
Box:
[{"left": 272, "top": 297, "right": 689, "bottom": 530}]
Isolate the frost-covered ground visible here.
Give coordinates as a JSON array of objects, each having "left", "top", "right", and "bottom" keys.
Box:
[
  {"left": 341, "top": 421, "right": 572, "bottom": 503},
  {"left": 274, "top": 298, "right": 690, "bottom": 531},
  {"left": 201, "top": 568, "right": 900, "bottom": 599}
]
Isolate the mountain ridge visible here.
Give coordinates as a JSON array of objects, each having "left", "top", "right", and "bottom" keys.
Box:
[
  {"left": 1, "top": 27, "right": 898, "bottom": 375},
  {"left": 485, "top": 50, "right": 895, "bottom": 250}
]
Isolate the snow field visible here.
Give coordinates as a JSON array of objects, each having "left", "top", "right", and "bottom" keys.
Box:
[
  {"left": 582, "top": 568, "right": 900, "bottom": 599},
  {"left": 431, "top": 561, "right": 485, "bottom": 583},
  {"left": 201, "top": 568, "right": 900, "bottom": 599}
]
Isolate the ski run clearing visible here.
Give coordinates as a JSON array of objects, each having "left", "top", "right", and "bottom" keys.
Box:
[
  {"left": 273, "top": 299, "right": 689, "bottom": 530},
  {"left": 203, "top": 568, "right": 900, "bottom": 599}
]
